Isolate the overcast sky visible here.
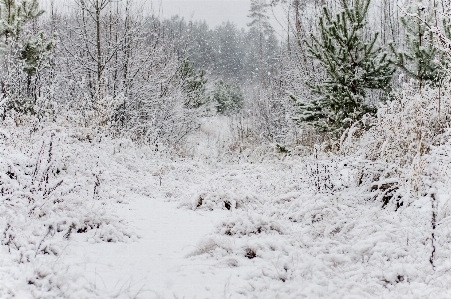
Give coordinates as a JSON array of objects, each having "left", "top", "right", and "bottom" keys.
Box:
[
  {"left": 43, "top": 0, "right": 286, "bottom": 37},
  {"left": 158, "top": 0, "right": 251, "bottom": 28},
  {"left": 157, "top": 0, "right": 286, "bottom": 36}
]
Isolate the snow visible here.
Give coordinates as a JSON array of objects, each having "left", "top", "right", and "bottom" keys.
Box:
[
  {"left": 1, "top": 119, "right": 451, "bottom": 298},
  {"left": 67, "top": 197, "right": 226, "bottom": 298}
]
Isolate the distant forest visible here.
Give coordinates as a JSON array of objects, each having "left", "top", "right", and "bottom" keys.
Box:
[{"left": 161, "top": 16, "right": 279, "bottom": 83}]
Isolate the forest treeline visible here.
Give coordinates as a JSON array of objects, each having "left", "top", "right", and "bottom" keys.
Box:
[{"left": 1, "top": 0, "right": 451, "bottom": 149}]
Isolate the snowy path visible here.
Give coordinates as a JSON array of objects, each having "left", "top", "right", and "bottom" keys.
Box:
[{"left": 68, "top": 195, "right": 227, "bottom": 298}]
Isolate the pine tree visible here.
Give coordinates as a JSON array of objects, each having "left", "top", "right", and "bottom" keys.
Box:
[
  {"left": 214, "top": 80, "right": 244, "bottom": 116},
  {"left": 179, "top": 59, "right": 208, "bottom": 109},
  {"left": 0, "top": 0, "right": 44, "bottom": 44},
  {"left": 247, "top": 0, "right": 274, "bottom": 38},
  {"left": 390, "top": 2, "right": 445, "bottom": 89},
  {"left": 214, "top": 22, "right": 244, "bottom": 80},
  {"left": 0, "top": 0, "right": 51, "bottom": 115},
  {"left": 295, "top": 0, "right": 394, "bottom": 136},
  {"left": 247, "top": 0, "right": 275, "bottom": 83}
]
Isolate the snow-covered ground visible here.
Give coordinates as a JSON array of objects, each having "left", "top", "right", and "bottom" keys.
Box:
[{"left": 1, "top": 120, "right": 451, "bottom": 298}]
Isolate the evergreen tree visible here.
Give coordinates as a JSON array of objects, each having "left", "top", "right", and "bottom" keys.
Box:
[
  {"left": 390, "top": 2, "right": 445, "bottom": 88},
  {"left": 295, "top": 0, "right": 393, "bottom": 136},
  {"left": 214, "top": 80, "right": 244, "bottom": 116},
  {"left": 247, "top": 0, "right": 274, "bottom": 40},
  {"left": 0, "top": 0, "right": 51, "bottom": 115},
  {"left": 179, "top": 59, "right": 208, "bottom": 109},
  {"left": 0, "top": 0, "right": 44, "bottom": 44},
  {"left": 247, "top": 0, "right": 275, "bottom": 82},
  {"left": 185, "top": 21, "right": 216, "bottom": 71},
  {"left": 20, "top": 32, "right": 53, "bottom": 78},
  {"left": 214, "top": 22, "right": 244, "bottom": 80}
]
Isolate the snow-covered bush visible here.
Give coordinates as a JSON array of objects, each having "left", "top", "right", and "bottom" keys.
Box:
[
  {"left": 217, "top": 211, "right": 285, "bottom": 237},
  {"left": 0, "top": 127, "right": 136, "bottom": 296},
  {"left": 193, "top": 190, "right": 261, "bottom": 211},
  {"left": 341, "top": 80, "right": 451, "bottom": 206},
  {"left": 358, "top": 84, "right": 447, "bottom": 165},
  {"left": 0, "top": 132, "right": 133, "bottom": 256}
]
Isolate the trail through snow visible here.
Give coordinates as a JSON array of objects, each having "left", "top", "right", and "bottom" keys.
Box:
[{"left": 68, "top": 195, "right": 228, "bottom": 298}]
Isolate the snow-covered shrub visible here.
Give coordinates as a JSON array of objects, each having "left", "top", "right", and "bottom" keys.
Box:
[
  {"left": 359, "top": 83, "right": 448, "bottom": 166},
  {"left": 304, "top": 147, "right": 337, "bottom": 193},
  {"left": 0, "top": 122, "right": 148, "bottom": 299},
  {"left": 193, "top": 190, "right": 261, "bottom": 211},
  {"left": 0, "top": 132, "right": 133, "bottom": 261},
  {"left": 217, "top": 211, "right": 285, "bottom": 237},
  {"left": 1, "top": 134, "right": 66, "bottom": 262},
  {"left": 342, "top": 81, "right": 451, "bottom": 205}
]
